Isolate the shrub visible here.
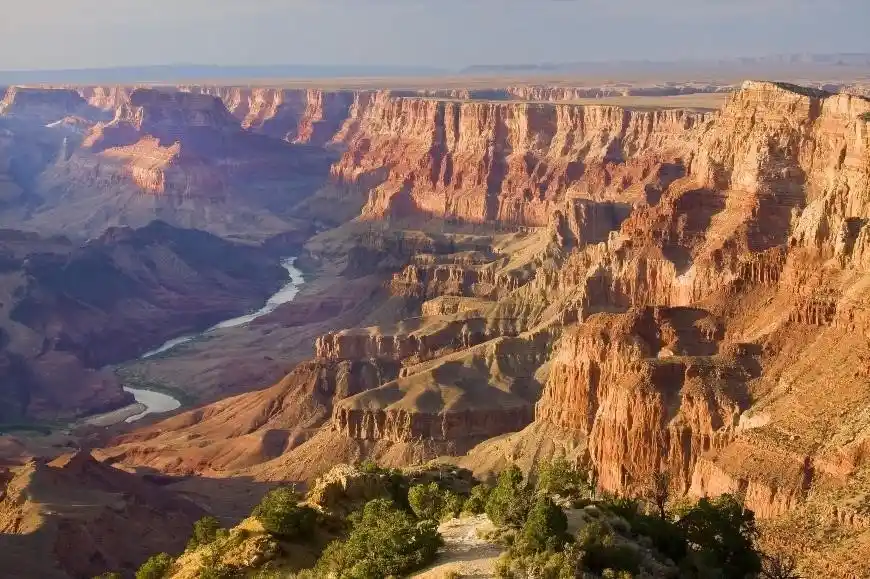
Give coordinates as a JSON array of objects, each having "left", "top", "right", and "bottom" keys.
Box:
[
  {"left": 254, "top": 486, "right": 318, "bottom": 540},
  {"left": 600, "top": 494, "right": 641, "bottom": 521},
  {"left": 762, "top": 553, "right": 802, "bottom": 579},
  {"left": 442, "top": 491, "right": 465, "bottom": 520},
  {"left": 315, "top": 498, "right": 443, "bottom": 578},
  {"left": 521, "top": 497, "right": 568, "bottom": 553},
  {"left": 495, "top": 542, "right": 583, "bottom": 579},
  {"left": 198, "top": 546, "right": 240, "bottom": 579},
  {"left": 93, "top": 574, "right": 123, "bottom": 579},
  {"left": 462, "top": 484, "right": 492, "bottom": 515},
  {"left": 409, "top": 482, "right": 446, "bottom": 520},
  {"left": 135, "top": 553, "right": 174, "bottom": 579},
  {"left": 357, "top": 460, "right": 411, "bottom": 508},
  {"left": 576, "top": 520, "right": 642, "bottom": 575},
  {"left": 187, "top": 516, "right": 223, "bottom": 551},
  {"left": 676, "top": 494, "right": 761, "bottom": 578},
  {"left": 627, "top": 512, "right": 688, "bottom": 563},
  {"left": 535, "top": 458, "right": 590, "bottom": 499},
  {"left": 486, "top": 465, "right": 532, "bottom": 528}
]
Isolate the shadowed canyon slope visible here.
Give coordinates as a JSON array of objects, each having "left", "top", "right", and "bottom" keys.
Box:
[
  {"left": 0, "top": 221, "right": 288, "bottom": 422},
  {"left": 2, "top": 78, "right": 870, "bottom": 577},
  {"left": 0, "top": 451, "right": 204, "bottom": 579}
]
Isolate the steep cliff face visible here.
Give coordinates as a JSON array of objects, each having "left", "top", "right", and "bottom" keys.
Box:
[
  {"left": 76, "top": 85, "right": 132, "bottom": 112},
  {"left": 498, "top": 83, "right": 870, "bottom": 534},
  {"left": 330, "top": 94, "right": 709, "bottom": 225},
  {"left": 536, "top": 307, "right": 750, "bottom": 493},
  {"left": 30, "top": 88, "right": 335, "bottom": 239},
  {"left": 0, "top": 87, "right": 102, "bottom": 123},
  {"left": 330, "top": 334, "right": 547, "bottom": 452},
  {"left": 184, "top": 86, "right": 357, "bottom": 145}
]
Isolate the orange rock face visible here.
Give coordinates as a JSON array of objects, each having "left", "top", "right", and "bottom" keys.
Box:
[{"left": 330, "top": 93, "right": 709, "bottom": 225}]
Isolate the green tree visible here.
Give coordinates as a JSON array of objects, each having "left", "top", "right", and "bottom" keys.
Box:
[
  {"left": 441, "top": 491, "right": 465, "bottom": 520},
  {"left": 135, "top": 553, "right": 174, "bottom": 579},
  {"left": 677, "top": 494, "right": 761, "bottom": 578},
  {"left": 254, "top": 486, "right": 318, "bottom": 540},
  {"left": 198, "top": 546, "right": 239, "bottom": 579},
  {"left": 644, "top": 471, "right": 672, "bottom": 519},
  {"left": 408, "top": 482, "right": 446, "bottom": 520},
  {"left": 576, "top": 520, "right": 642, "bottom": 575},
  {"left": 521, "top": 497, "right": 568, "bottom": 552},
  {"left": 535, "top": 458, "right": 589, "bottom": 500},
  {"left": 187, "top": 516, "right": 223, "bottom": 551},
  {"left": 315, "top": 498, "right": 443, "bottom": 578},
  {"left": 486, "top": 465, "right": 532, "bottom": 528},
  {"left": 462, "top": 484, "right": 492, "bottom": 515}
]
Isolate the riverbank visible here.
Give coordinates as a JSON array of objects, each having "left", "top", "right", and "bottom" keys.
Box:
[
  {"left": 141, "top": 257, "right": 305, "bottom": 360},
  {"left": 89, "top": 257, "right": 306, "bottom": 425}
]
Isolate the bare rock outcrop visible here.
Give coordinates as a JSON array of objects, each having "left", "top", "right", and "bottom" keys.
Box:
[
  {"left": 0, "top": 87, "right": 102, "bottom": 123},
  {"left": 31, "top": 88, "right": 335, "bottom": 239},
  {"left": 536, "top": 307, "right": 749, "bottom": 493},
  {"left": 0, "top": 451, "right": 203, "bottom": 579},
  {"left": 331, "top": 93, "right": 710, "bottom": 225}
]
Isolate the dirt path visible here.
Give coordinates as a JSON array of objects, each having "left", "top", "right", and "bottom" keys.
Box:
[{"left": 412, "top": 514, "right": 503, "bottom": 579}]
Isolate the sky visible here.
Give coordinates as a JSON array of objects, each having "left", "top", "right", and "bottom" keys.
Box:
[{"left": 0, "top": 0, "right": 868, "bottom": 71}]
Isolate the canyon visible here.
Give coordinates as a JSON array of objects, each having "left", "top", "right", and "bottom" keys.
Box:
[{"left": 0, "top": 76, "right": 869, "bottom": 577}]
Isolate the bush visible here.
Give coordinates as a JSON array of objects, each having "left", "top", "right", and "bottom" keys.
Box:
[
  {"left": 135, "top": 553, "right": 174, "bottom": 579},
  {"left": 315, "top": 498, "right": 443, "bottom": 578},
  {"left": 93, "top": 574, "right": 123, "bottom": 579},
  {"left": 627, "top": 512, "right": 688, "bottom": 563},
  {"left": 521, "top": 497, "right": 568, "bottom": 553},
  {"left": 409, "top": 482, "right": 446, "bottom": 520},
  {"left": 486, "top": 465, "right": 532, "bottom": 528},
  {"left": 462, "top": 484, "right": 492, "bottom": 515},
  {"left": 676, "top": 494, "right": 761, "bottom": 578},
  {"left": 198, "top": 546, "right": 240, "bottom": 579},
  {"left": 254, "top": 487, "right": 318, "bottom": 540},
  {"left": 599, "top": 494, "right": 641, "bottom": 521},
  {"left": 187, "top": 516, "right": 223, "bottom": 551},
  {"left": 357, "top": 459, "right": 412, "bottom": 509},
  {"left": 495, "top": 542, "right": 583, "bottom": 579},
  {"left": 535, "top": 458, "right": 590, "bottom": 500},
  {"left": 442, "top": 491, "right": 465, "bottom": 520},
  {"left": 576, "top": 520, "right": 642, "bottom": 575},
  {"left": 408, "top": 481, "right": 465, "bottom": 522}
]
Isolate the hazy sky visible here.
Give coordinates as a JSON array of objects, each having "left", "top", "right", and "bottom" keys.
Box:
[{"left": 0, "top": 0, "right": 867, "bottom": 70}]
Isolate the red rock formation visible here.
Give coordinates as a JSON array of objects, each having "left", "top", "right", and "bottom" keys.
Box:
[
  {"left": 31, "top": 88, "right": 335, "bottom": 239},
  {"left": 0, "top": 451, "right": 203, "bottom": 578},
  {"left": 183, "top": 86, "right": 356, "bottom": 145},
  {"left": 331, "top": 93, "right": 709, "bottom": 225}
]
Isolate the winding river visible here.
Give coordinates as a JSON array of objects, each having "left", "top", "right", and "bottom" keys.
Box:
[{"left": 123, "top": 257, "right": 305, "bottom": 422}]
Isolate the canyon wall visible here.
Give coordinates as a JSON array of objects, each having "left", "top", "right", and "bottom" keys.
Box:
[{"left": 331, "top": 93, "right": 710, "bottom": 225}]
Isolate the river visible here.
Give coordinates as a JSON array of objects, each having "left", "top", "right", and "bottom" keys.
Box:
[{"left": 122, "top": 257, "right": 304, "bottom": 422}]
